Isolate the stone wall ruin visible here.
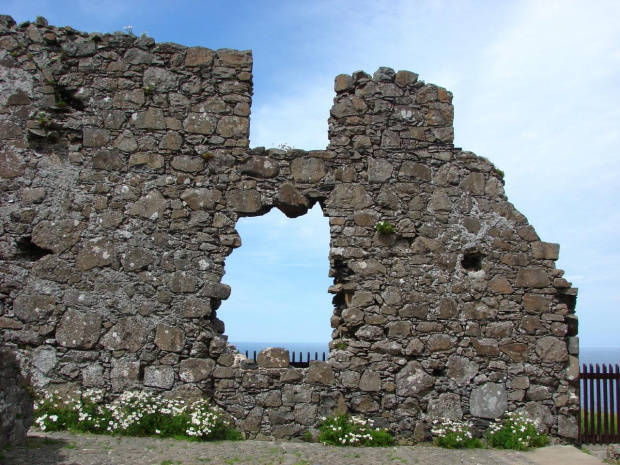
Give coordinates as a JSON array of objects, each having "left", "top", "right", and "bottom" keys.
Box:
[{"left": 0, "top": 15, "right": 580, "bottom": 442}]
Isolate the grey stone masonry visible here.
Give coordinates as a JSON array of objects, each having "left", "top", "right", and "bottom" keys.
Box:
[
  {"left": 0, "top": 347, "right": 34, "bottom": 449},
  {"left": 0, "top": 15, "right": 579, "bottom": 443}
]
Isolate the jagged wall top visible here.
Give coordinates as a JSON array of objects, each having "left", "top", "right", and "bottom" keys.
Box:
[{"left": 330, "top": 67, "right": 454, "bottom": 150}]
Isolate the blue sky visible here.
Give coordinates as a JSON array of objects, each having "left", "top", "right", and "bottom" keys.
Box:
[{"left": 4, "top": 1, "right": 619, "bottom": 348}]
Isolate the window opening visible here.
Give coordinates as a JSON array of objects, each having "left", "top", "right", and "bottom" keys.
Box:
[
  {"left": 461, "top": 251, "right": 483, "bottom": 271},
  {"left": 220, "top": 203, "right": 332, "bottom": 367}
]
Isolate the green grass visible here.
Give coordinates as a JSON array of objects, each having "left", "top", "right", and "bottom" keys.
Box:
[{"left": 581, "top": 410, "right": 619, "bottom": 434}]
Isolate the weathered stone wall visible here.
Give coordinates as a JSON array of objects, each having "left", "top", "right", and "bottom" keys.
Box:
[
  {"left": 0, "top": 15, "right": 579, "bottom": 442},
  {"left": 0, "top": 347, "right": 34, "bottom": 449}
]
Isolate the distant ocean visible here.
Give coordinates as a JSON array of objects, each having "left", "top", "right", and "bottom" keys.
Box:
[
  {"left": 230, "top": 341, "right": 328, "bottom": 360},
  {"left": 229, "top": 343, "right": 620, "bottom": 367},
  {"left": 579, "top": 347, "right": 620, "bottom": 367}
]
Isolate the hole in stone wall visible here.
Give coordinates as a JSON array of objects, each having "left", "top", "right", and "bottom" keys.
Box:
[
  {"left": 53, "top": 84, "right": 85, "bottom": 111},
  {"left": 220, "top": 203, "right": 332, "bottom": 360},
  {"left": 557, "top": 293, "right": 577, "bottom": 313},
  {"left": 15, "top": 237, "right": 53, "bottom": 261},
  {"left": 461, "top": 251, "right": 483, "bottom": 271}
]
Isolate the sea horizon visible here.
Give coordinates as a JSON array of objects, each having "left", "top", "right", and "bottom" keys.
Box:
[
  {"left": 228, "top": 342, "right": 620, "bottom": 367},
  {"left": 230, "top": 341, "right": 329, "bottom": 359}
]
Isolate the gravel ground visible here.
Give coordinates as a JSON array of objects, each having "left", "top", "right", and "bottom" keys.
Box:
[{"left": 0, "top": 430, "right": 594, "bottom": 465}]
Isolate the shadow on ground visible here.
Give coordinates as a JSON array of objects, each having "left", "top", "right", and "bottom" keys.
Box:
[{"left": 1, "top": 435, "right": 71, "bottom": 465}]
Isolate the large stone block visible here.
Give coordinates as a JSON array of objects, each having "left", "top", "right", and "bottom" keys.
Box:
[
  {"left": 523, "top": 294, "right": 551, "bottom": 313},
  {"left": 396, "top": 362, "right": 434, "bottom": 397},
  {"left": 446, "top": 355, "right": 479, "bottom": 386},
  {"left": 171, "top": 155, "right": 205, "bottom": 173},
  {"left": 351, "top": 394, "right": 380, "bottom": 413},
  {"left": 92, "top": 150, "right": 124, "bottom": 171},
  {"left": 55, "top": 309, "right": 102, "bottom": 349},
  {"left": 75, "top": 238, "right": 117, "bottom": 271},
  {"left": 202, "top": 281, "right": 231, "bottom": 300},
  {"left": 100, "top": 317, "right": 149, "bottom": 352},
  {"left": 121, "top": 247, "right": 153, "bottom": 272},
  {"left": 126, "top": 189, "right": 167, "bottom": 220},
  {"left": 359, "top": 370, "right": 381, "bottom": 392},
  {"left": 144, "top": 365, "right": 175, "bottom": 389},
  {"left": 180, "top": 297, "right": 212, "bottom": 318},
  {"left": 216, "top": 116, "right": 248, "bottom": 138},
  {"left": 83, "top": 128, "right": 110, "bottom": 147},
  {"left": 325, "top": 184, "right": 372, "bottom": 210},
  {"left": 134, "top": 108, "right": 166, "bottom": 129},
  {"left": 129, "top": 152, "right": 164, "bottom": 169},
  {"left": 185, "top": 47, "right": 215, "bottom": 67},
  {"left": 0, "top": 148, "right": 25, "bottom": 178},
  {"left": 470, "top": 383, "right": 507, "bottom": 419},
  {"left": 257, "top": 348, "right": 289, "bottom": 368},
  {"left": 516, "top": 268, "right": 551, "bottom": 288},
  {"left": 535, "top": 336, "right": 568, "bottom": 362},
  {"left": 305, "top": 361, "right": 335, "bottom": 385},
  {"left": 32, "top": 219, "right": 84, "bottom": 253},
  {"left": 154, "top": 324, "right": 185, "bottom": 352},
  {"left": 110, "top": 360, "right": 141, "bottom": 392},
  {"left": 226, "top": 189, "right": 263, "bottom": 214},
  {"left": 13, "top": 294, "right": 56, "bottom": 322},
  {"left": 531, "top": 242, "right": 560, "bottom": 260},
  {"left": 427, "top": 334, "right": 456, "bottom": 352},
  {"left": 500, "top": 343, "right": 528, "bottom": 362},
  {"left": 179, "top": 359, "right": 215, "bottom": 383},
  {"left": 143, "top": 67, "right": 179, "bottom": 91},
  {"left": 184, "top": 113, "right": 216, "bottom": 134},
  {"left": 368, "top": 158, "right": 393, "bottom": 183},
  {"left": 291, "top": 157, "right": 327, "bottom": 183},
  {"left": 167, "top": 271, "right": 198, "bottom": 294},
  {"left": 427, "top": 393, "right": 463, "bottom": 420},
  {"left": 276, "top": 184, "right": 308, "bottom": 218},
  {"left": 330, "top": 95, "right": 367, "bottom": 118}
]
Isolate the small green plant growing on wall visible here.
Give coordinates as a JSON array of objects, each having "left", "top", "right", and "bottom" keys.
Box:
[
  {"left": 143, "top": 83, "right": 155, "bottom": 95},
  {"left": 375, "top": 221, "right": 395, "bottom": 235},
  {"left": 37, "top": 112, "right": 51, "bottom": 127},
  {"left": 318, "top": 414, "right": 394, "bottom": 447},
  {"left": 335, "top": 341, "right": 348, "bottom": 350},
  {"left": 123, "top": 25, "right": 135, "bottom": 36},
  {"left": 277, "top": 143, "right": 295, "bottom": 152},
  {"left": 54, "top": 95, "right": 68, "bottom": 108}
]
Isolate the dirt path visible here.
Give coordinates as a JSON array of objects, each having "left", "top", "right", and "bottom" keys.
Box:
[{"left": 1, "top": 430, "right": 602, "bottom": 465}]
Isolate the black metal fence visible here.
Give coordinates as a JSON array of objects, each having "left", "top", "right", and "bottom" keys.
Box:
[
  {"left": 579, "top": 363, "right": 620, "bottom": 444},
  {"left": 244, "top": 350, "right": 326, "bottom": 368}
]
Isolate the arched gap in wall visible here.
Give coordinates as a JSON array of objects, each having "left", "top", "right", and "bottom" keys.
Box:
[{"left": 220, "top": 203, "right": 332, "bottom": 364}]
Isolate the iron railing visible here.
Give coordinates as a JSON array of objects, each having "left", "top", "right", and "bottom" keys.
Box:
[
  {"left": 579, "top": 363, "right": 620, "bottom": 444},
  {"left": 243, "top": 350, "right": 326, "bottom": 368}
]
